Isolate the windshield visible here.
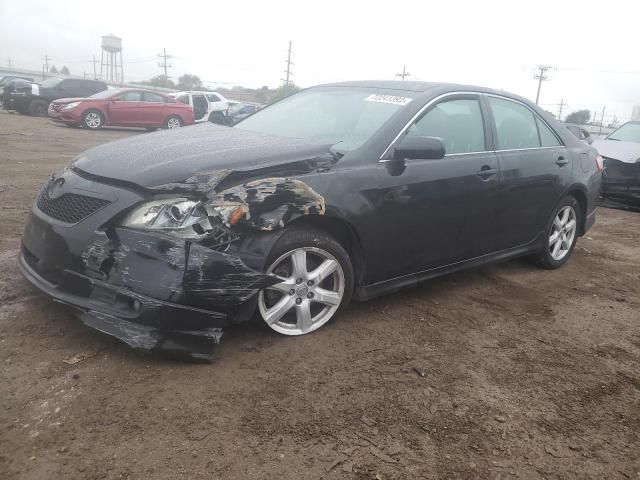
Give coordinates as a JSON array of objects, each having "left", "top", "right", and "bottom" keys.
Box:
[
  {"left": 607, "top": 122, "right": 640, "bottom": 143},
  {"left": 236, "top": 87, "right": 414, "bottom": 151},
  {"left": 90, "top": 89, "right": 118, "bottom": 99},
  {"left": 41, "top": 77, "right": 63, "bottom": 88}
]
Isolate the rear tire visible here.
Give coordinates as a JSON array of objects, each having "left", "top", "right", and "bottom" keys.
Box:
[
  {"left": 82, "top": 109, "right": 103, "bottom": 129},
  {"left": 257, "top": 227, "right": 354, "bottom": 336},
  {"left": 27, "top": 99, "right": 48, "bottom": 117},
  {"left": 164, "top": 115, "right": 183, "bottom": 129},
  {"left": 208, "top": 111, "right": 227, "bottom": 125},
  {"left": 532, "top": 195, "right": 581, "bottom": 269}
]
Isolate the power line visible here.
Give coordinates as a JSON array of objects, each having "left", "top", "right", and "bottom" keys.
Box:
[
  {"left": 534, "top": 64, "right": 552, "bottom": 104},
  {"left": 396, "top": 65, "right": 411, "bottom": 81},
  {"left": 282, "top": 41, "right": 293, "bottom": 86},
  {"left": 157, "top": 48, "right": 172, "bottom": 78},
  {"left": 91, "top": 55, "right": 99, "bottom": 80},
  {"left": 557, "top": 98, "right": 565, "bottom": 121}
]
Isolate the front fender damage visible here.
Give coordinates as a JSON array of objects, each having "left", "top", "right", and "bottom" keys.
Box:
[{"left": 78, "top": 174, "right": 326, "bottom": 361}]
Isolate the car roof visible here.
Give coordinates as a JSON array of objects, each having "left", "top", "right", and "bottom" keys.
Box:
[
  {"left": 315, "top": 80, "right": 533, "bottom": 105},
  {"left": 112, "top": 88, "right": 167, "bottom": 95},
  {"left": 171, "top": 91, "right": 222, "bottom": 95}
]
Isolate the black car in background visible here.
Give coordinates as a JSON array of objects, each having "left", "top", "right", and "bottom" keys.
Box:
[
  {"left": 18, "top": 81, "right": 602, "bottom": 360},
  {"left": 3, "top": 77, "right": 107, "bottom": 116},
  {"left": 0, "top": 75, "right": 35, "bottom": 103},
  {"left": 592, "top": 121, "right": 640, "bottom": 202}
]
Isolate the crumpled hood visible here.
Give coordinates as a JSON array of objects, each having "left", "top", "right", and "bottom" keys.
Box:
[
  {"left": 592, "top": 139, "right": 640, "bottom": 163},
  {"left": 73, "top": 123, "right": 333, "bottom": 188}
]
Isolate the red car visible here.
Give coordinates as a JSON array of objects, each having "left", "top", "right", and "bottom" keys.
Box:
[{"left": 48, "top": 88, "right": 195, "bottom": 130}]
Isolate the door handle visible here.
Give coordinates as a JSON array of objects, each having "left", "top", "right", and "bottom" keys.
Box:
[
  {"left": 477, "top": 166, "right": 498, "bottom": 178},
  {"left": 556, "top": 156, "right": 569, "bottom": 166}
]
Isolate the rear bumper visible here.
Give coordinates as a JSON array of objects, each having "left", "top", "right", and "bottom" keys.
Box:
[{"left": 3, "top": 94, "right": 29, "bottom": 111}]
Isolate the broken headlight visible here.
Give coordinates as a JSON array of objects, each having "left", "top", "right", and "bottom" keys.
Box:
[
  {"left": 121, "top": 198, "right": 210, "bottom": 238},
  {"left": 121, "top": 198, "right": 247, "bottom": 240}
]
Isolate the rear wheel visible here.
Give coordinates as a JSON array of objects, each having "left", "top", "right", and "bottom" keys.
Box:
[
  {"left": 165, "top": 115, "right": 183, "bottom": 129},
  {"left": 27, "top": 99, "right": 48, "bottom": 116},
  {"left": 258, "top": 228, "right": 354, "bottom": 335},
  {"left": 82, "top": 109, "right": 103, "bottom": 129},
  {"left": 208, "top": 111, "right": 227, "bottom": 125},
  {"left": 532, "top": 195, "right": 580, "bottom": 269}
]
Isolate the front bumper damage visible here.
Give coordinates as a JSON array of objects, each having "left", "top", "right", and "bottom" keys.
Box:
[
  {"left": 19, "top": 224, "right": 280, "bottom": 361},
  {"left": 602, "top": 157, "right": 640, "bottom": 202},
  {"left": 18, "top": 162, "right": 331, "bottom": 361}
]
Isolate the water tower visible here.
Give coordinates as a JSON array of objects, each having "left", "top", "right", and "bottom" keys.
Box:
[{"left": 100, "top": 35, "right": 123, "bottom": 84}]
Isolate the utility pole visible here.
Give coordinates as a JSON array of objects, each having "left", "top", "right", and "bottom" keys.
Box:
[
  {"left": 557, "top": 98, "right": 565, "bottom": 122},
  {"left": 534, "top": 65, "right": 552, "bottom": 104},
  {"left": 157, "top": 48, "right": 172, "bottom": 79},
  {"left": 598, "top": 106, "right": 606, "bottom": 135},
  {"left": 396, "top": 66, "right": 411, "bottom": 81},
  {"left": 43, "top": 55, "right": 50, "bottom": 74},
  {"left": 282, "top": 41, "right": 293, "bottom": 86},
  {"left": 7, "top": 58, "right": 11, "bottom": 68},
  {"left": 91, "top": 55, "right": 99, "bottom": 80}
]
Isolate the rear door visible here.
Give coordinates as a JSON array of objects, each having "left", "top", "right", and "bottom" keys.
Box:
[
  {"left": 376, "top": 94, "right": 501, "bottom": 278},
  {"left": 485, "top": 95, "right": 570, "bottom": 249},
  {"left": 108, "top": 91, "right": 145, "bottom": 125},
  {"left": 140, "top": 91, "right": 167, "bottom": 126}
]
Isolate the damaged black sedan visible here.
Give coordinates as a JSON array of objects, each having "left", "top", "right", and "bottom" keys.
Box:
[{"left": 19, "top": 81, "right": 602, "bottom": 360}]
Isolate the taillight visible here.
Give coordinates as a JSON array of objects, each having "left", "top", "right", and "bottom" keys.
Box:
[{"left": 595, "top": 154, "right": 604, "bottom": 171}]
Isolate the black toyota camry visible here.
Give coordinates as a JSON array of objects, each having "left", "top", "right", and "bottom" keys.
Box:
[{"left": 19, "top": 81, "right": 603, "bottom": 360}]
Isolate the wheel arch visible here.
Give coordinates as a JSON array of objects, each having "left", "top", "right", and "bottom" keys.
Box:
[
  {"left": 81, "top": 107, "right": 105, "bottom": 124},
  {"left": 164, "top": 113, "right": 184, "bottom": 126},
  {"left": 286, "top": 214, "right": 366, "bottom": 287}
]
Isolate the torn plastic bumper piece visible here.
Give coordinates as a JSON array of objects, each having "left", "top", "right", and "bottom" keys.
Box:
[
  {"left": 18, "top": 249, "right": 230, "bottom": 361},
  {"left": 18, "top": 225, "right": 280, "bottom": 361}
]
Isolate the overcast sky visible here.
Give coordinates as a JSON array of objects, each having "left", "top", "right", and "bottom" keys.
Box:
[{"left": 1, "top": 0, "right": 639, "bottom": 122}]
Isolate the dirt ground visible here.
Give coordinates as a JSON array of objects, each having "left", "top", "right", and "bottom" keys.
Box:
[{"left": 0, "top": 110, "right": 638, "bottom": 480}]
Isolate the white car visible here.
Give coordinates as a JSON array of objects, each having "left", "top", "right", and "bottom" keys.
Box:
[{"left": 169, "top": 91, "right": 229, "bottom": 123}]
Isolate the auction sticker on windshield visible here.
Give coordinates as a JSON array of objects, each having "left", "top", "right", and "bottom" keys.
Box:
[{"left": 365, "top": 94, "right": 412, "bottom": 105}]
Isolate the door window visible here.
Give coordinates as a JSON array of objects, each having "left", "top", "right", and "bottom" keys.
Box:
[
  {"left": 117, "top": 91, "right": 143, "bottom": 101},
  {"left": 406, "top": 98, "right": 485, "bottom": 155},
  {"left": 488, "top": 97, "right": 540, "bottom": 150},
  {"left": 207, "top": 94, "right": 222, "bottom": 102},
  {"left": 143, "top": 92, "right": 165, "bottom": 103},
  {"left": 176, "top": 95, "right": 190, "bottom": 105},
  {"left": 536, "top": 117, "right": 562, "bottom": 147}
]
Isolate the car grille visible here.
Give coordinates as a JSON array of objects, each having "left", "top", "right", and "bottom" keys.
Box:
[
  {"left": 36, "top": 189, "right": 111, "bottom": 224},
  {"left": 50, "top": 103, "right": 64, "bottom": 112}
]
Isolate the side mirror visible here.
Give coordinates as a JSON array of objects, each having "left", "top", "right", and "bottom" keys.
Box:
[{"left": 393, "top": 135, "right": 446, "bottom": 161}]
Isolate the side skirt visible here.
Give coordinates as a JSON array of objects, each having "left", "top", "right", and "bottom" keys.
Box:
[{"left": 354, "top": 237, "right": 542, "bottom": 302}]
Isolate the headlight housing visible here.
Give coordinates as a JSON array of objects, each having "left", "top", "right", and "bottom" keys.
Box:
[
  {"left": 63, "top": 102, "right": 81, "bottom": 110},
  {"left": 120, "top": 198, "right": 247, "bottom": 239}
]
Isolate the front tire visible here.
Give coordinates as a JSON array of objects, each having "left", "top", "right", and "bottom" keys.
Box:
[
  {"left": 258, "top": 228, "right": 354, "bottom": 336},
  {"left": 532, "top": 195, "right": 581, "bottom": 269},
  {"left": 164, "top": 115, "right": 183, "bottom": 129},
  {"left": 82, "top": 109, "right": 103, "bottom": 129},
  {"left": 28, "top": 99, "right": 48, "bottom": 116}
]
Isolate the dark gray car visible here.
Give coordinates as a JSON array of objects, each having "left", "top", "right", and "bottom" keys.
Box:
[{"left": 18, "top": 81, "right": 603, "bottom": 360}]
